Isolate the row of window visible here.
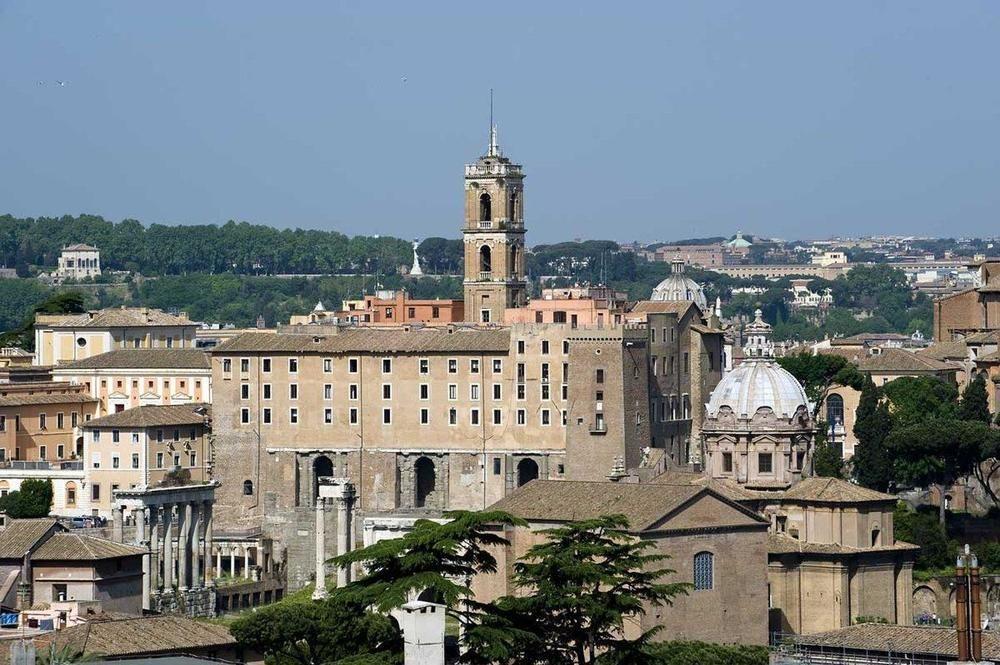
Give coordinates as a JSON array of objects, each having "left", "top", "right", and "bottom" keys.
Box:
[
  {"left": 91, "top": 428, "right": 198, "bottom": 444},
  {"left": 650, "top": 353, "right": 690, "bottom": 376},
  {"left": 242, "top": 406, "right": 569, "bottom": 427},
  {"left": 652, "top": 395, "right": 692, "bottom": 422},
  {"left": 0, "top": 412, "right": 82, "bottom": 433},
  {"left": 239, "top": 380, "right": 570, "bottom": 403},
  {"left": 720, "top": 451, "right": 790, "bottom": 474},
  {"left": 91, "top": 451, "right": 197, "bottom": 470},
  {"left": 98, "top": 377, "right": 201, "bottom": 392}
]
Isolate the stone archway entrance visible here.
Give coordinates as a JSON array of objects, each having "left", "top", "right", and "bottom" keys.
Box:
[
  {"left": 415, "top": 457, "right": 436, "bottom": 508},
  {"left": 516, "top": 458, "right": 539, "bottom": 487}
]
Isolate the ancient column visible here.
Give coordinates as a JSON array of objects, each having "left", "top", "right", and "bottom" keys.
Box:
[
  {"left": 229, "top": 546, "right": 236, "bottom": 578},
  {"left": 243, "top": 545, "right": 250, "bottom": 579},
  {"left": 336, "top": 493, "right": 350, "bottom": 587},
  {"left": 312, "top": 497, "right": 327, "bottom": 600},
  {"left": 162, "top": 504, "right": 174, "bottom": 589},
  {"left": 149, "top": 506, "right": 160, "bottom": 591},
  {"left": 190, "top": 502, "right": 202, "bottom": 588},
  {"left": 137, "top": 507, "right": 150, "bottom": 610},
  {"left": 112, "top": 505, "right": 124, "bottom": 543},
  {"left": 203, "top": 500, "right": 214, "bottom": 584},
  {"left": 215, "top": 546, "right": 222, "bottom": 580},
  {"left": 178, "top": 502, "right": 190, "bottom": 590}
]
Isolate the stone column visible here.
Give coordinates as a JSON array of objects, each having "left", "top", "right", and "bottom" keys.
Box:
[
  {"left": 243, "top": 545, "right": 250, "bottom": 579},
  {"left": 178, "top": 502, "right": 190, "bottom": 590},
  {"left": 229, "top": 546, "right": 236, "bottom": 578},
  {"left": 190, "top": 502, "right": 202, "bottom": 588},
  {"left": 162, "top": 504, "right": 174, "bottom": 589},
  {"left": 137, "top": 507, "right": 150, "bottom": 610},
  {"left": 312, "top": 497, "right": 327, "bottom": 600},
  {"left": 335, "top": 490, "right": 354, "bottom": 587},
  {"left": 203, "top": 501, "right": 214, "bottom": 584},
  {"left": 215, "top": 546, "right": 222, "bottom": 580},
  {"left": 112, "top": 505, "right": 124, "bottom": 543},
  {"left": 149, "top": 506, "right": 160, "bottom": 591}
]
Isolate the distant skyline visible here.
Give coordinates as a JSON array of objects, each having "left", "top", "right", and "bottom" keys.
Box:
[{"left": 2, "top": 2, "right": 999, "bottom": 243}]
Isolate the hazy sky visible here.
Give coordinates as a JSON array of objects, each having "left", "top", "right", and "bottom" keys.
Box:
[{"left": 2, "top": 2, "right": 999, "bottom": 244}]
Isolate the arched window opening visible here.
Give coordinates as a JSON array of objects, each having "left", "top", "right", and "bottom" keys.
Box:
[
  {"left": 516, "top": 458, "right": 539, "bottom": 487},
  {"left": 826, "top": 394, "right": 845, "bottom": 427},
  {"left": 66, "top": 482, "right": 77, "bottom": 507},
  {"left": 479, "top": 246, "right": 492, "bottom": 275},
  {"left": 314, "top": 455, "right": 334, "bottom": 498},
  {"left": 871, "top": 526, "right": 882, "bottom": 547},
  {"left": 508, "top": 191, "right": 518, "bottom": 220},
  {"left": 243, "top": 479, "right": 254, "bottom": 496},
  {"left": 417, "top": 587, "right": 444, "bottom": 603},
  {"left": 479, "top": 193, "right": 492, "bottom": 221},
  {"left": 510, "top": 245, "right": 519, "bottom": 278},
  {"left": 415, "top": 457, "right": 436, "bottom": 508},
  {"left": 693, "top": 551, "right": 714, "bottom": 591}
]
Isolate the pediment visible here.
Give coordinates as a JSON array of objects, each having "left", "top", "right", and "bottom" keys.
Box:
[
  {"left": 108, "top": 391, "right": 129, "bottom": 399},
  {"left": 170, "top": 392, "right": 192, "bottom": 401},
  {"left": 139, "top": 391, "right": 160, "bottom": 400},
  {"left": 648, "top": 492, "right": 767, "bottom": 532}
]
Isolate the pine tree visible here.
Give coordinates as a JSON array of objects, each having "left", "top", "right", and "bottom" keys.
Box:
[
  {"left": 852, "top": 376, "right": 894, "bottom": 492},
  {"left": 959, "top": 373, "right": 992, "bottom": 424}
]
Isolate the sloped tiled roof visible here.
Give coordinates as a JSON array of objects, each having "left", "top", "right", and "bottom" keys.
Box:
[
  {"left": 768, "top": 533, "right": 919, "bottom": 555},
  {"left": 214, "top": 328, "right": 511, "bottom": 354},
  {"left": 0, "top": 519, "right": 60, "bottom": 559},
  {"left": 54, "top": 349, "right": 210, "bottom": 371},
  {"left": 63, "top": 244, "right": 98, "bottom": 252},
  {"left": 489, "top": 480, "right": 766, "bottom": 531},
  {"left": 37, "top": 308, "right": 192, "bottom": 329},
  {"left": 84, "top": 404, "right": 209, "bottom": 429},
  {"left": 0, "top": 393, "right": 96, "bottom": 407},
  {"left": 918, "top": 339, "right": 971, "bottom": 361},
  {"left": 779, "top": 477, "right": 895, "bottom": 504},
  {"left": 792, "top": 623, "right": 1000, "bottom": 660},
  {"left": 35, "top": 615, "right": 236, "bottom": 657},
  {"left": 858, "top": 348, "right": 954, "bottom": 373},
  {"left": 628, "top": 300, "right": 699, "bottom": 316},
  {"left": 32, "top": 533, "right": 145, "bottom": 560}
]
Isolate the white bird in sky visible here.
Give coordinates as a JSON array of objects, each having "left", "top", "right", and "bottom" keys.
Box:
[
  {"left": 401, "top": 76, "right": 407, "bottom": 83},
  {"left": 55, "top": 80, "right": 67, "bottom": 86}
]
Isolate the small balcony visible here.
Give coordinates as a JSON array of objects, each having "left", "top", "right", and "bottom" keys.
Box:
[{"left": 478, "top": 271, "right": 493, "bottom": 281}]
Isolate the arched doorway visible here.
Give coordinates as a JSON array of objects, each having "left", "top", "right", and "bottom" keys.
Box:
[
  {"left": 314, "top": 455, "right": 334, "bottom": 499},
  {"left": 415, "top": 457, "right": 436, "bottom": 508},
  {"left": 479, "top": 193, "right": 491, "bottom": 221},
  {"left": 516, "top": 458, "right": 539, "bottom": 487},
  {"left": 479, "top": 246, "right": 492, "bottom": 275}
]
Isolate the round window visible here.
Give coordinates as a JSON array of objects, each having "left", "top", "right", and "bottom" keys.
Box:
[{"left": 76, "top": 337, "right": 87, "bottom": 347}]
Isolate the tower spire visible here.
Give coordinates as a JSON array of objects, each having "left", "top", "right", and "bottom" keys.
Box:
[{"left": 487, "top": 88, "right": 499, "bottom": 157}]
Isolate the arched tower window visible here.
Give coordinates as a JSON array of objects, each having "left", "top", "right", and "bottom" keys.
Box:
[
  {"left": 243, "top": 480, "right": 254, "bottom": 496},
  {"left": 479, "top": 246, "right": 492, "bottom": 275},
  {"left": 516, "top": 458, "right": 539, "bottom": 487},
  {"left": 510, "top": 245, "right": 519, "bottom": 278},
  {"left": 414, "top": 456, "right": 436, "bottom": 508},
  {"left": 508, "top": 190, "right": 518, "bottom": 221},
  {"left": 314, "top": 455, "right": 334, "bottom": 498},
  {"left": 826, "top": 394, "right": 845, "bottom": 426},
  {"left": 693, "top": 551, "right": 714, "bottom": 590},
  {"left": 479, "top": 193, "right": 492, "bottom": 221}
]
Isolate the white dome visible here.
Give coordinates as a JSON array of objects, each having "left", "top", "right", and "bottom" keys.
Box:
[
  {"left": 650, "top": 261, "right": 707, "bottom": 309},
  {"left": 706, "top": 359, "right": 809, "bottom": 420}
]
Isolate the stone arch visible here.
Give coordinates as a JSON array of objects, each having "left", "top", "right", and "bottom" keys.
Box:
[
  {"left": 479, "top": 245, "right": 492, "bottom": 274},
  {"left": 510, "top": 244, "right": 519, "bottom": 277},
  {"left": 415, "top": 456, "right": 437, "bottom": 508},
  {"left": 314, "top": 455, "right": 334, "bottom": 499},
  {"left": 870, "top": 523, "right": 882, "bottom": 547},
  {"left": 479, "top": 193, "right": 491, "bottom": 221},
  {"left": 516, "top": 458, "right": 539, "bottom": 487},
  {"left": 243, "top": 479, "right": 254, "bottom": 496},
  {"left": 508, "top": 190, "right": 518, "bottom": 220},
  {"left": 826, "top": 393, "right": 845, "bottom": 426},
  {"left": 913, "top": 585, "right": 938, "bottom": 621}
]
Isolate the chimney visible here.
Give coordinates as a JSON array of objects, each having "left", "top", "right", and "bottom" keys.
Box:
[{"left": 396, "top": 601, "right": 445, "bottom": 665}]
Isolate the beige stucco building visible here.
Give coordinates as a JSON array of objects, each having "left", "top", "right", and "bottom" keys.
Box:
[
  {"left": 0, "top": 387, "right": 98, "bottom": 462},
  {"left": 51, "top": 348, "right": 211, "bottom": 416},
  {"left": 81, "top": 403, "right": 211, "bottom": 515},
  {"left": 34, "top": 307, "right": 198, "bottom": 367}
]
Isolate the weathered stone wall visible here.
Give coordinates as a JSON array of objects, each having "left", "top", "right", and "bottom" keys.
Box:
[{"left": 152, "top": 586, "right": 217, "bottom": 618}]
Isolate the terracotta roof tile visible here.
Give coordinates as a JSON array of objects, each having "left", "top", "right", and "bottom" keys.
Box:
[
  {"left": 628, "top": 301, "right": 699, "bottom": 316},
  {"left": 37, "top": 308, "right": 193, "bottom": 329},
  {"left": 768, "top": 533, "right": 919, "bottom": 555},
  {"left": 36, "top": 615, "right": 236, "bottom": 657},
  {"left": 0, "top": 393, "right": 97, "bottom": 407},
  {"left": 54, "top": 349, "right": 210, "bottom": 371},
  {"left": 792, "top": 623, "right": 1000, "bottom": 659},
  {"left": 32, "top": 533, "right": 145, "bottom": 561},
  {"left": 213, "top": 328, "right": 511, "bottom": 354},
  {"left": 84, "top": 404, "right": 210, "bottom": 429},
  {"left": 858, "top": 348, "right": 954, "bottom": 373},
  {"left": 778, "top": 477, "right": 896, "bottom": 503},
  {"left": 0, "top": 519, "right": 60, "bottom": 559}
]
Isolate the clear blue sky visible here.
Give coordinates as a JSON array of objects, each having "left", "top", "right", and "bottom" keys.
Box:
[{"left": 2, "top": 2, "right": 999, "bottom": 244}]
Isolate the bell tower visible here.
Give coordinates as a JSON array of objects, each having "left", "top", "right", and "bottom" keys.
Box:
[{"left": 462, "top": 121, "right": 526, "bottom": 324}]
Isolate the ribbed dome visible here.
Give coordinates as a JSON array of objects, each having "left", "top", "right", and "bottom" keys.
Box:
[
  {"left": 706, "top": 359, "right": 809, "bottom": 420},
  {"left": 650, "top": 260, "right": 707, "bottom": 309}
]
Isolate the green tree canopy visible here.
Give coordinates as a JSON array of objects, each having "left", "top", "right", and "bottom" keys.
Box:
[
  {"left": 958, "top": 373, "right": 992, "bottom": 424},
  {"left": 881, "top": 376, "right": 958, "bottom": 427},
  {"left": 852, "top": 377, "right": 893, "bottom": 492},
  {"left": 0, "top": 479, "right": 53, "bottom": 518},
  {"left": 776, "top": 352, "right": 864, "bottom": 418}
]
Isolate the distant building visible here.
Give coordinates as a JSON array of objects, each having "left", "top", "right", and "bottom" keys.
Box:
[
  {"left": 289, "top": 290, "right": 464, "bottom": 326},
  {"left": 34, "top": 307, "right": 198, "bottom": 366},
  {"left": 811, "top": 250, "right": 848, "bottom": 266},
  {"left": 788, "top": 278, "right": 833, "bottom": 309},
  {"left": 55, "top": 244, "right": 101, "bottom": 280},
  {"left": 0, "top": 386, "right": 98, "bottom": 462},
  {"left": 650, "top": 260, "right": 708, "bottom": 310},
  {"left": 933, "top": 260, "right": 1000, "bottom": 341},
  {"left": 503, "top": 286, "right": 628, "bottom": 327},
  {"left": 649, "top": 243, "right": 724, "bottom": 268}
]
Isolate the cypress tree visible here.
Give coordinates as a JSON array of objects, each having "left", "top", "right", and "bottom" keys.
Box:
[{"left": 853, "top": 376, "right": 894, "bottom": 492}]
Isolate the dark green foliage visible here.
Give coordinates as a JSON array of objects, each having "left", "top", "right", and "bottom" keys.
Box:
[
  {"left": 885, "top": 419, "right": 987, "bottom": 491},
  {"left": 230, "top": 595, "right": 401, "bottom": 665},
  {"left": 811, "top": 426, "right": 844, "bottom": 478},
  {"left": 0, "top": 289, "right": 86, "bottom": 350},
  {"left": 416, "top": 237, "right": 463, "bottom": 274},
  {"left": 959, "top": 374, "right": 992, "bottom": 424},
  {"left": 776, "top": 352, "right": 864, "bottom": 418},
  {"left": 881, "top": 376, "right": 958, "bottom": 427},
  {"left": 0, "top": 278, "right": 50, "bottom": 331},
  {"left": 894, "top": 503, "right": 955, "bottom": 570},
  {"left": 0, "top": 479, "right": 53, "bottom": 518},
  {"left": 463, "top": 515, "right": 689, "bottom": 665},
  {"left": 852, "top": 377, "right": 893, "bottom": 492},
  {"left": 332, "top": 510, "right": 524, "bottom": 614},
  {"left": 641, "top": 641, "right": 768, "bottom": 665},
  {"left": 157, "top": 468, "right": 192, "bottom": 487}
]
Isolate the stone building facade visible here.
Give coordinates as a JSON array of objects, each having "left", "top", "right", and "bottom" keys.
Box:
[
  {"left": 933, "top": 260, "right": 1000, "bottom": 341},
  {"left": 55, "top": 244, "right": 101, "bottom": 281}
]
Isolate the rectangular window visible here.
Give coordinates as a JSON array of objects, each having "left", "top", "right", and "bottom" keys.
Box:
[
  {"left": 290, "top": 408, "right": 298, "bottom": 424},
  {"left": 241, "top": 384, "right": 250, "bottom": 400},
  {"left": 382, "top": 384, "right": 392, "bottom": 400},
  {"left": 323, "top": 358, "right": 332, "bottom": 373},
  {"left": 93, "top": 430, "right": 100, "bottom": 443},
  {"left": 493, "top": 458, "right": 502, "bottom": 475},
  {"left": 57, "top": 413, "right": 64, "bottom": 430},
  {"left": 419, "top": 358, "right": 429, "bottom": 374},
  {"left": 39, "top": 414, "right": 47, "bottom": 430},
  {"left": 470, "top": 384, "right": 480, "bottom": 400},
  {"left": 516, "top": 409, "right": 526, "bottom": 425},
  {"left": 382, "top": 358, "right": 392, "bottom": 374},
  {"left": 57, "top": 444, "right": 64, "bottom": 458},
  {"left": 493, "top": 383, "right": 501, "bottom": 400},
  {"left": 492, "top": 359, "right": 502, "bottom": 373},
  {"left": 156, "top": 452, "right": 164, "bottom": 468},
  {"left": 72, "top": 412, "right": 78, "bottom": 428},
  {"left": 112, "top": 455, "right": 120, "bottom": 469},
  {"left": 448, "top": 408, "right": 457, "bottom": 425},
  {"left": 541, "top": 409, "right": 551, "bottom": 426},
  {"left": 240, "top": 358, "right": 250, "bottom": 373},
  {"left": 596, "top": 369, "right": 605, "bottom": 384},
  {"left": 448, "top": 358, "right": 458, "bottom": 373},
  {"left": 132, "top": 431, "right": 140, "bottom": 444},
  {"left": 39, "top": 446, "right": 47, "bottom": 460},
  {"left": 289, "top": 358, "right": 299, "bottom": 373},
  {"left": 262, "top": 358, "right": 271, "bottom": 373},
  {"left": 324, "top": 384, "right": 333, "bottom": 400},
  {"left": 324, "top": 408, "right": 333, "bottom": 424},
  {"left": 262, "top": 408, "right": 272, "bottom": 424},
  {"left": 420, "top": 408, "right": 429, "bottom": 425},
  {"left": 517, "top": 362, "right": 525, "bottom": 382},
  {"left": 561, "top": 410, "right": 567, "bottom": 426},
  {"left": 758, "top": 453, "right": 773, "bottom": 474},
  {"left": 470, "top": 409, "right": 480, "bottom": 425},
  {"left": 470, "top": 359, "right": 480, "bottom": 374},
  {"left": 241, "top": 408, "right": 250, "bottom": 424},
  {"left": 223, "top": 358, "right": 232, "bottom": 373},
  {"left": 562, "top": 340, "right": 569, "bottom": 354},
  {"left": 263, "top": 384, "right": 272, "bottom": 400},
  {"left": 349, "top": 384, "right": 359, "bottom": 400},
  {"left": 132, "top": 453, "right": 140, "bottom": 469},
  {"left": 448, "top": 384, "right": 458, "bottom": 401},
  {"left": 493, "top": 409, "right": 502, "bottom": 425},
  {"left": 382, "top": 408, "right": 391, "bottom": 424},
  {"left": 349, "top": 358, "right": 359, "bottom": 373},
  {"left": 541, "top": 340, "right": 549, "bottom": 354},
  {"left": 349, "top": 408, "right": 358, "bottom": 424},
  {"left": 541, "top": 384, "right": 550, "bottom": 400},
  {"left": 722, "top": 453, "right": 733, "bottom": 473},
  {"left": 92, "top": 484, "right": 100, "bottom": 501},
  {"left": 112, "top": 429, "right": 120, "bottom": 443},
  {"left": 517, "top": 384, "right": 526, "bottom": 400},
  {"left": 289, "top": 384, "right": 298, "bottom": 400},
  {"left": 189, "top": 452, "right": 197, "bottom": 467},
  {"left": 517, "top": 340, "right": 525, "bottom": 354}
]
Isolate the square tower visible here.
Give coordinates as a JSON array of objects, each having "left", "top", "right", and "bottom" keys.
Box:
[{"left": 463, "top": 126, "right": 527, "bottom": 323}]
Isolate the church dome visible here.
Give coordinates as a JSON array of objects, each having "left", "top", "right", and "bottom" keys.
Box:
[
  {"left": 705, "top": 309, "right": 810, "bottom": 420},
  {"left": 650, "top": 260, "right": 707, "bottom": 309}
]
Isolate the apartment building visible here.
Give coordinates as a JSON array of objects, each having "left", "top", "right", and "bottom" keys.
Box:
[
  {"left": 51, "top": 349, "right": 211, "bottom": 416},
  {"left": 81, "top": 404, "right": 211, "bottom": 515},
  {"left": 0, "top": 387, "right": 98, "bottom": 462}
]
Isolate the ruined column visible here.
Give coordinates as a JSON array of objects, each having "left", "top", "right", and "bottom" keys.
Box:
[
  {"left": 312, "top": 497, "right": 327, "bottom": 600},
  {"left": 203, "top": 500, "right": 214, "bottom": 584},
  {"left": 190, "top": 502, "right": 202, "bottom": 588},
  {"left": 178, "top": 502, "right": 191, "bottom": 590},
  {"left": 243, "top": 545, "right": 251, "bottom": 579},
  {"left": 162, "top": 504, "right": 174, "bottom": 589},
  {"left": 229, "top": 546, "right": 236, "bottom": 578},
  {"left": 149, "top": 505, "right": 161, "bottom": 591},
  {"left": 112, "top": 505, "right": 124, "bottom": 543},
  {"left": 215, "top": 546, "right": 222, "bottom": 580},
  {"left": 137, "top": 507, "right": 150, "bottom": 610},
  {"left": 335, "top": 486, "right": 356, "bottom": 587}
]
